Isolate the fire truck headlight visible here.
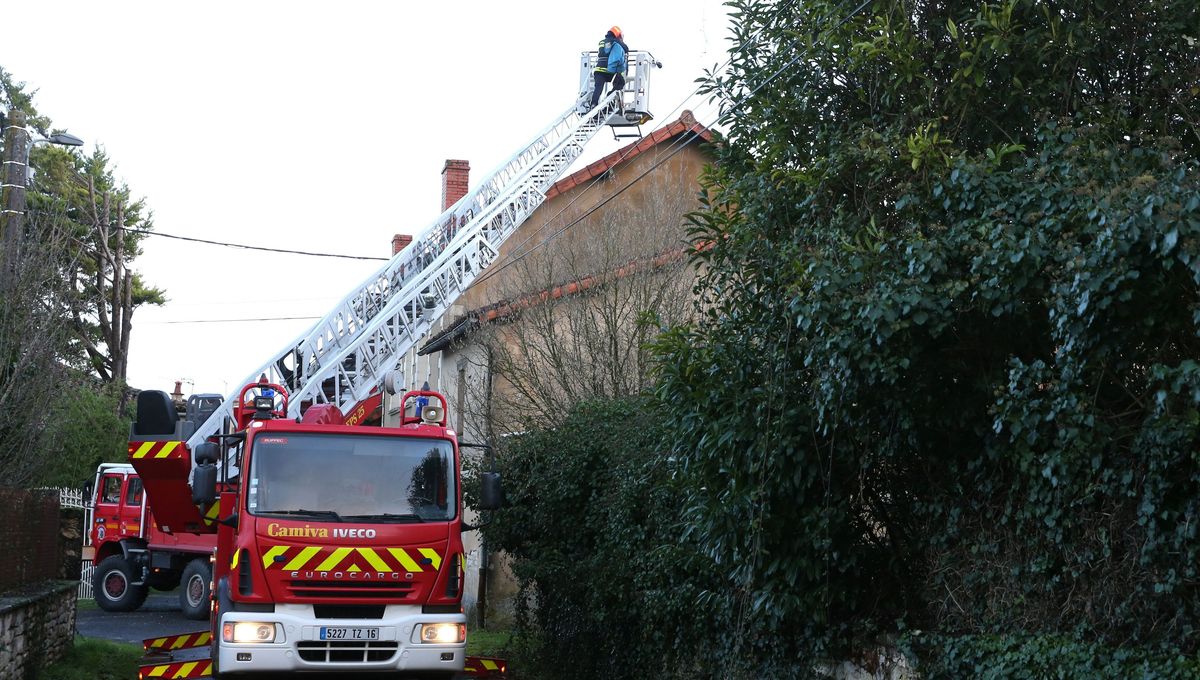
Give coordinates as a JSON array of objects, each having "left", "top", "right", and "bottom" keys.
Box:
[
  {"left": 223, "top": 622, "right": 278, "bottom": 643},
  {"left": 417, "top": 623, "right": 465, "bottom": 644}
]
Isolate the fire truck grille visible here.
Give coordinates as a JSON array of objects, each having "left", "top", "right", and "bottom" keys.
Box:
[
  {"left": 286, "top": 580, "right": 414, "bottom": 599},
  {"left": 297, "top": 640, "right": 399, "bottom": 663}
]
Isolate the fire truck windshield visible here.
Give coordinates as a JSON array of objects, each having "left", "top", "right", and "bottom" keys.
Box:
[{"left": 247, "top": 433, "right": 455, "bottom": 522}]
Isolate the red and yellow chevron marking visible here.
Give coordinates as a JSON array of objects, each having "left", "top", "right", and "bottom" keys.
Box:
[
  {"left": 129, "top": 441, "right": 186, "bottom": 459},
  {"left": 463, "top": 655, "right": 507, "bottom": 677},
  {"left": 143, "top": 630, "right": 212, "bottom": 651},
  {"left": 138, "top": 659, "right": 212, "bottom": 678},
  {"left": 260, "top": 545, "right": 443, "bottom": 574},
  {"left": 201, "top": 498, "right": 221, "bottom": 526}
]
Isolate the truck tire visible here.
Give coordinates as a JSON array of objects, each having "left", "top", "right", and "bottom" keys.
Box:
[
  {"left": 180, "top": 559, "right": 213, "bottom": 620},
  {"left": 94, "top": 555, "right": 149, "bottom": 612}
]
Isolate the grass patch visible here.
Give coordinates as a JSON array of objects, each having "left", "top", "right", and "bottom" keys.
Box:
[
  {"left": 468, "top": 628, "right": 515, "bottom": 657},
  {"left": 75, "top": 597, "right": 97, "bottom": 610},
  {"left": 38, "top": 637, "right": 142, "bottom": 680}
]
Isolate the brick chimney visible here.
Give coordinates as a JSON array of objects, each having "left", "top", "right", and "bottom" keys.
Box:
[
  {"left": 392, "top": 234, "right": 413, "bottom": 256},
  {"left": 441, "top": 159, "right": 470, "bottom": 211}
]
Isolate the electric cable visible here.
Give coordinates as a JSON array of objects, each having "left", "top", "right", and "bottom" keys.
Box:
[
  {"left": 147, "top": 316, "right": 322, "bottom": 325},
  {"left": 118, "top": 226, "right": 388, "bottom": 261}
]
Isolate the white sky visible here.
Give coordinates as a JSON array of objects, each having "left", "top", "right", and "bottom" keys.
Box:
[{"left": 3, "top": 1, "right": 731, "bottom": 396}]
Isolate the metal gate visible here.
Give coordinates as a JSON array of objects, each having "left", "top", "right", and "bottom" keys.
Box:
[{"left": 78, "top": 559, "right": 94, "bottom": 599}]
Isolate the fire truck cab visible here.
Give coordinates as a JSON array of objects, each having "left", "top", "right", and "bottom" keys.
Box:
[{"left": 133, "top": 380, "right": 501, "bottom": 677}]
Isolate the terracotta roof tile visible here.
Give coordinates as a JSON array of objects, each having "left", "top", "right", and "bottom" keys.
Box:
[{"left": 543, "top": 110, "right": 713, "bottom": 200}]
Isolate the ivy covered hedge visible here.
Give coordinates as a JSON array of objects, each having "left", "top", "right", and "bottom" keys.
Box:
[
  {"left": 480, "top": 0, "right": 1200, "bottom": 677},
  {"left": 473, "top": 398, "right": 720, "bottom": 679}
]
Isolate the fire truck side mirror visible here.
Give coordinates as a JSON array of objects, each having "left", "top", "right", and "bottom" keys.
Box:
[
  {"left": 194, "top": 443, "right": 220, "bottom": 465},
  {"left": 480, "top": 472, "right": 503, "bottom": 510},
  {"left": 193, "top": 464, "right": 218, "bottom": 505}
]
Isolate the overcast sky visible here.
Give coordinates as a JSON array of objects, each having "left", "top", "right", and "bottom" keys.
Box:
[{"left": 3, "top": 1, "right": 731, "bottom": 396}]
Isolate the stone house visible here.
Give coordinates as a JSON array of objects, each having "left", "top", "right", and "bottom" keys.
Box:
[{"left": 385, "top": 110, "right": 715, "bottom": 622}]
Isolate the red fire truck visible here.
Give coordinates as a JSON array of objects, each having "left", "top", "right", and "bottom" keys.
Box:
[
  {"left": 131, "top": 379, "right": 502, "bottom": 678},
  {"left": 84, "top": 463, "right": 216, "bottom": 617},
  {"left": 83, "top": 391, "right": 224, "bottom": 618}
]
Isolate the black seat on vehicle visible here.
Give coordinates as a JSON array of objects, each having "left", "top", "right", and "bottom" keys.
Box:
[{"left": 134, "top": 390, "right": 178, "bottom": 436}]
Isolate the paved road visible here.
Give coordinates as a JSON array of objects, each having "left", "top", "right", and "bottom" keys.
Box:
[{"left": 76, "top": 592, "right": 200, "bottom": 645}]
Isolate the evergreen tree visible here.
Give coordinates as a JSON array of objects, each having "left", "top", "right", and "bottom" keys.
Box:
[{"left": 655, "top": 0, "right": 1200, "bottom": 674}]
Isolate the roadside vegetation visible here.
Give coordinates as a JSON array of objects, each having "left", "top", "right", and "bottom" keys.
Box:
[
  {"left": 474, "top": 0, "right": 1200, "bottom": 677},
  {"left": 37, "top": 637, "right": 142, "bottom": 680},
  {"left": 467, "top": 628, "right": 515, "bottom": 658},
  {"left": 0, "top": 66, "right": 162, "bottom": 491}
]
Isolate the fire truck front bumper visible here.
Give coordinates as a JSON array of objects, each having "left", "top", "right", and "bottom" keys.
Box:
[{"left": 217, "top": 604, "right": 467, "bottom": 674}]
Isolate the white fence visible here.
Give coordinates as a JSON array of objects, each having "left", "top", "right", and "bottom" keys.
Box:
[
  {"left": 79, "top": 559, "right": 94, "bottom": 599},
  {"left": 35, "top": 486, "right": 91, "bottom": 510}
]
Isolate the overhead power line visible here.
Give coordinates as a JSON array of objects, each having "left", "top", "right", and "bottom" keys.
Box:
[
  {"left": 120, "top": 226, "right": 388, "bottom": 261},
  {"left": 146, "top": 316, "right": 322, "bottom": 325}
]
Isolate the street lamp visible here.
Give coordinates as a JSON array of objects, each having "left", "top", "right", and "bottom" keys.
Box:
[{"left": 44, "top": 132, "right": 84, "bottom": 147}]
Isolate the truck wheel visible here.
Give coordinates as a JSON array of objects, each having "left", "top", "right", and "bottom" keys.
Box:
[
  {"left": 180, "top": 559, "right": 213, "bottom": 620},
  {"left": 94, "top": 555, "right": 149, "bottom": 612}
]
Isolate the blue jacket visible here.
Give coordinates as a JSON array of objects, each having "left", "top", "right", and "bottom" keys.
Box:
[
  {"left": 607, "top": 40, "right": 627, "bottom": 75},
  {"left": 595, "top": 36, "right": 628, "bottom": 74}
]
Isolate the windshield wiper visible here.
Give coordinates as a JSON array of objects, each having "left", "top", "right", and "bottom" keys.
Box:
[
  {"left": 341, "top": 513, "right": 425, "bottom": 523},
  {"left": 262, "top": 509, "right": 344, "bottom": 522}
]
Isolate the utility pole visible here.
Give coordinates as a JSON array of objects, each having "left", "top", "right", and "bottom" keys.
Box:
[
  {"left": 1, "top": 109, "right": 29, "bottom": 292},
  {"left": 1, "top": 109, "right": 29, "bottom": 243}
]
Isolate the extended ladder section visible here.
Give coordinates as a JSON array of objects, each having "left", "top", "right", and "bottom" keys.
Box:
[{"left": 186, "top": 53, "right": 658, "bottom": 450}]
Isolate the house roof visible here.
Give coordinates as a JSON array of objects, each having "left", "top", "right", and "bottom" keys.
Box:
[
  {"left": 543, "top": 109, "right": 713, "bottom": 201},
  {"left": 417, "top": 110, "right": 713, "bottom": 356}
]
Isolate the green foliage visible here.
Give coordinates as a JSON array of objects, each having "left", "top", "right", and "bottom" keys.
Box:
[
  {"left": 471, "top": 398, "right": 722, "bottom": 679},
  {"left": 3, "top": 63, "right": 165, "bottom": 385},
  {"left": 30, "top": 145, "right": 166, "bottom": 382},
  {"left": 37, "top": 637, "right": 142, "bottom": 680},
  {"left": 645, "top": 0, "right": 1200, "bottom": 675},
  {"left": 902, "top": 633, "right": 1200, "bottom": 679},
  {"left": 465, "top": 628, "right": 515, "bottom": 658},
  {"left": 33, "top": 380, "right": 130, "bottom": 488}
]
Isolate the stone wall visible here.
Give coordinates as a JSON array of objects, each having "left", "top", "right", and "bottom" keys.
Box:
[{"left": 0, "top": 581, "right": 77, "bottom": 680}]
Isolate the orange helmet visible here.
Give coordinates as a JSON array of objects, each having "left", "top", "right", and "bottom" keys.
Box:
[{"left": 609, "top": 25, "right": 622, "bottom": 38}]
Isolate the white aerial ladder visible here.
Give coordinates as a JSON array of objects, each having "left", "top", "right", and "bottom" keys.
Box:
[{"left": 186, "top": 51, "right": 662, "bottom": 450}]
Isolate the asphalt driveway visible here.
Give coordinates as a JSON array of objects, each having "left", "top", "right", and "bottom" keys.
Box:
[{"left": 76, "top": 592, "right": 201, "bottom": 645}]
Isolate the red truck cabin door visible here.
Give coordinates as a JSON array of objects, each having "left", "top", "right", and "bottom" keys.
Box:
[
  {"left": 93, "top": 473, "right": 124, "bottom": 544},
  {"left": 121, "top": 476, "right": 145, "bottom": 537}
]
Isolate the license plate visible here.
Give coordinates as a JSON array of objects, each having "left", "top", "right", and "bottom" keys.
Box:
[{"left": 319, "top": 627, "right": 379, "bottom": 641}]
